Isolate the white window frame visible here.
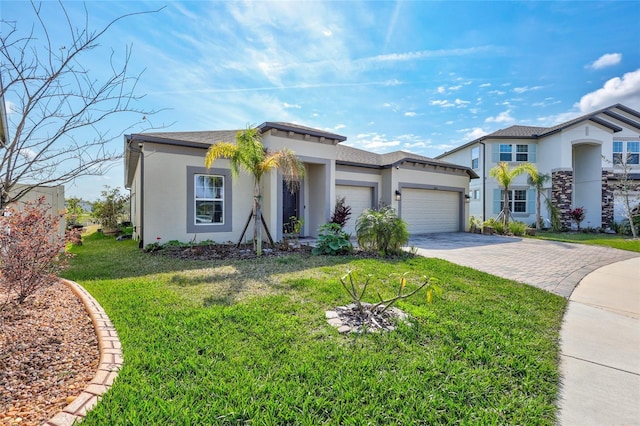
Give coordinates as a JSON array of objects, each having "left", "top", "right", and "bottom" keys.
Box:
[
  {"left": 516, "top": 144, "right": 528, "bottom": 162},
  {"left": 194, "top": 174, "right": 224, "bottom": 225},
  {"left": 613, "top": 141, "right": 640, "bottom": 165},
  {"left": 471, "top": 147, "right": 479, "bottom": 169},
  {"left": 500, "top": 189, "right": 527, "bottom": 213},
  {"left": 499, "top": 144, "right": 512, "bottom": 162}
]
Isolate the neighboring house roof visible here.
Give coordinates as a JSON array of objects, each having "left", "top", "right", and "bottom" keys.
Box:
[{"left": 436, "top": 103, "right": 640, "bottom": 159}]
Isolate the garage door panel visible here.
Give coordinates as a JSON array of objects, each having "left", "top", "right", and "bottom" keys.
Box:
[
  {"left": 335, "top": 185, "right": 373, "bottom": 236},
  {"left": 402, "top": 188, "right": 459, "bottom": 234}
]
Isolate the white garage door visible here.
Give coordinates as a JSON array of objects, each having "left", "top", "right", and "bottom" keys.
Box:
[
  {"left": 402, "top": 188, "right": 460, "bottom": 234},
  {"left": 335, "top": 185, "right": 373, "bottom": 236}
]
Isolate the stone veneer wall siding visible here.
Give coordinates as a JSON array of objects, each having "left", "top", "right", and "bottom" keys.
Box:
[
  {"left": 601, "top": 170, "right": 614, "bottom": 230},
  {"left": 552, "top": 170, "right": 573, "bottom": 229}
]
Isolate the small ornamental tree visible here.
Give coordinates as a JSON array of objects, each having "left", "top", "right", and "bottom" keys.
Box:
[
  {"left": 0, "top": 197, "right": 71, "bottom": 306},
  {"left": 330, "top": 197, "right": 352, "bottom": 229},
  {"left": 567, "top": 207, "right": 586, "bottom": 231}
]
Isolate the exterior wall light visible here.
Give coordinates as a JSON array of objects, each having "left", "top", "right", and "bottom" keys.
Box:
[{"left": 395, "top": 190, "right": 401, "bottom": 201}]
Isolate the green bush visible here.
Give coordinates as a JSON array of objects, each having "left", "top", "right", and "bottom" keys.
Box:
[
  {"left": 312, "top": 223, "right": 353, "bottom": 255},
  {"left": 356, "top": 206, "right": 409, "bottom": 255},
  {"left": 508, "top": 221, "right": 527, "bottom": 236}
]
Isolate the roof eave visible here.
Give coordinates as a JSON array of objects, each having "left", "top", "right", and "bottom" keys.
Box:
[{"left": 258, "top": 122, "right": 347, "bottom": 142}]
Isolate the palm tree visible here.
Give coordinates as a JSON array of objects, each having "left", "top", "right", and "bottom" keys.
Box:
[
  {"left": 489, "top": 162, "right": 538, "bottom": 227},
  {"left": 527, "top": 172, "right": 550, "bottom": 230},
  {"left": 205, "top": 126, "right": 305, "bottom": 256}
]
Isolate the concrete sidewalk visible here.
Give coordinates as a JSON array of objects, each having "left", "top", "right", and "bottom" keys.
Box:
[{"left": 558, "top": 257, "right": 640, "bottom": 426}]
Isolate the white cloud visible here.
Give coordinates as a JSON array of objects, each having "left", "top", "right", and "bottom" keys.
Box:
[
  {"left": 449, "top": 85, "right": 462, "bottom": 91},
  {"left": 458, "top": 127, "right": 489, "bottom": 140},
  {"left": 430, "top": 99, "right": 452, "bottom": 107},
  {"left": 437, "top": 86, "right": 446, "bottom": 94},
  {"left": 404, "top": 142, "right": 427, "bottom": 149},
  {"left": 404, "top": 111, "right": 417, "bottom": 117},
  {"left": 334, "top": 124, "right": 346, "bottom": 130},
  {"left": 587, "top": 53, "right": 622, "bottom": 70},
  {"left": 454, "top": 98, "right": 470, "bottom": 106},
  {"left": 489, "top": 90, "right": 506, "bottom": 96},
  {"left": 445, "top": 120, "right": 454, "bottom": 125},
  {"left": 485, "top": 110, "right": 514, "bottom": 123},
  {"left": 354, "top": 132, "right": 401, "bottom": 152},
  {"left": 283, "top": 102, "right": 301, "bottom": 109},
  {"left": 479, "top": 83, "right": 491, "bottom": 88},
  {"left": 576, "top": 68, "right": 640, "bottom": 112},
  {"left": 514, "top": 86, "right": 543, "bottom": 94}
]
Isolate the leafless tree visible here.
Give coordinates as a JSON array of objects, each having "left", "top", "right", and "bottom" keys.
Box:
[
  {"left": 611, "top": 154, "right": 640, "bottom": 238},
  {"left": 0, "top": 1, "right": 165, "bottom": 208}
]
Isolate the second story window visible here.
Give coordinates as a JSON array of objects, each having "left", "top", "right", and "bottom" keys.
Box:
[
  {"left": 516, "top": 145, "right": 528, "bottom": 161},
  {"left": 471, "top": 147, "right": 479, "bottom": 169},
  {"left": 499, "top": 144, "right": 512, "bottom": 161}
]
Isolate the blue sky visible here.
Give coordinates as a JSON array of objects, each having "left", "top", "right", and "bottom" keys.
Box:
[{"left": 3, "top": 1, "right": 640, "bottom": 201}]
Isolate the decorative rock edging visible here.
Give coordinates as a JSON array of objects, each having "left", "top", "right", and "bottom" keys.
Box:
[{"left": 44, "top": 279, "right": 123, "bottom": 426}]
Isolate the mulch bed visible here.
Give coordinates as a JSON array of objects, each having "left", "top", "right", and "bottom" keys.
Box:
[{"left": 0, "top": 281, "right": 99, "bottom": 426}]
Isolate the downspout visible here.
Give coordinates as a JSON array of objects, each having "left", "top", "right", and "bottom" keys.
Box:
[
  {"left": 479, "top": 141, "right": 486, "bottom": 221},
  {"left": 126, "top": 140, "right": 144, "bottom": 248}
]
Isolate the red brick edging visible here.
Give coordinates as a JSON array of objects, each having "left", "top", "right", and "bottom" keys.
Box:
[{"left": 43, "top": 279, "right": 123, "bottom": 426}]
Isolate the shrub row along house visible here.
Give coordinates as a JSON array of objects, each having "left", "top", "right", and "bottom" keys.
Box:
[
  {"left": 124, "top": 123, "right": 477, "bottom": 246},
  {"left": 438, "top": 104, "right": 640, "bottom": 230}
]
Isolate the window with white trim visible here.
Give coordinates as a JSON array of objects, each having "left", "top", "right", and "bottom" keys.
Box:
[
  {"left": 499, "top": 144, "right": 512, "bottom": 161},
  {"left": 628, "top": 142, "right": 639, "bottom": 165},
  {"left": 516, "top": 144, "right": 528, "bottom": 161},
  {"left": 500, "top": 189, "right": 527, "bottom": 213},
  {"left": 471, "top": 147, "right": 479, "bottom": 169},
  {"left": 194, "top": 175, "right": 224, "bottom": 225},
  {"left": 613, "top": 141, "right": 640, "bottom": 165}
]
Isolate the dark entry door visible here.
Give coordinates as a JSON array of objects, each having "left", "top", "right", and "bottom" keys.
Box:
[{"left": 282, "top": 183, "right": 299, "bottom": 234}]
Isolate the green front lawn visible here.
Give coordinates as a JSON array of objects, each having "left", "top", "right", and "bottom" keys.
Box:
[
  {"left": 64, "top": 233, "right": 566, "bottom": 425},
  {"left": 534, "top": 231, "right": 640, "bottom": 253}
]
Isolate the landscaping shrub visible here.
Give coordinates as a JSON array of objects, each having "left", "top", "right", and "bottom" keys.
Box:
[
  {"left": 312, "top": 223, "right": 353, "bottom": 255},
  {"left": 0, "top": 197, "right": 71, "bottom": 306},
  {"left": 356, "top": 206, "right": 409, "bottom": 255},
  {"left": 508, "top": 221, "right": 528, "bottom": 236},
  {"left": 567, "top": 207, "right": 586, "bottom": 230},
  {"left": 330, "top": 197, "right": 352, "bottom": 229}
]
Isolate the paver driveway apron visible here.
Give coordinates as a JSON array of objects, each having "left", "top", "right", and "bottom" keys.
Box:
[{"left": 408, "top": 232, "right": 638, "bottom": 297}]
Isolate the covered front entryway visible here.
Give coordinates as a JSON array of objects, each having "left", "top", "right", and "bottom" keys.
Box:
[
  {"left": 335, "top": 184, "right": 375, "bottom": 236},
  {"left": 282, "top": 182, "right": 300, "bottom": 234},
  {"left": 401, "top": 188, "right": 461, "bottom": 234},
  {"left": 573, "top": 143, "right": 602, "bottom": 227}
]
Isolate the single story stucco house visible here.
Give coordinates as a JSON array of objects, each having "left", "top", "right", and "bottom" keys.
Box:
[{"left": 124, "top": 122, "right": 478, "bottom": 247}]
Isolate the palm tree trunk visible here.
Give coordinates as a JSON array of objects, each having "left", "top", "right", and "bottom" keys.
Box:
[
  {"left": 536, "top": 190, "right": 542, "bottom": 229},
  {"left": 503, "top": 189, "right": 510, "bottom": 227},
  {"left": 254, "top": 180, "right": 263, "bottom": 256}
]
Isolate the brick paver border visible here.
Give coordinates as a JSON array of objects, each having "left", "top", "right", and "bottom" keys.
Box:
[{"left": 44, "top": 279, "right": 123, "bottom": 426}]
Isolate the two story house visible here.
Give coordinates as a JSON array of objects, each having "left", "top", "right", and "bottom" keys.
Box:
[{"left": 437, "top": 104, "right": 640, "bottom": 230}]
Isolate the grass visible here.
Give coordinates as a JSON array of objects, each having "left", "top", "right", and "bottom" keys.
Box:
[
  {"left": 63, "top": 232, "right": 567, "bottom": 425},
  {"left": 534, "top": 231, "right": 640, "bottom": 253}
]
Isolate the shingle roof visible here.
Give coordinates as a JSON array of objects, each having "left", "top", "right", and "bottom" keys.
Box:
[
  {"left": 126, "top": 123, "right": 477, "bottom": 178},
  {"left": 336, "top": 144, "right": 478, "bottom": 178}
]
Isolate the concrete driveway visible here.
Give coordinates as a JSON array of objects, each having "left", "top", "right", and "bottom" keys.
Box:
[{"left": 408, "top": 232, "right": 638, "bottom": 297}]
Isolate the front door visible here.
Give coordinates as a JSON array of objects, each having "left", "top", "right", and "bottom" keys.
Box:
[{"left": 282, "top": 183, "right": 299, "bottom": 234}]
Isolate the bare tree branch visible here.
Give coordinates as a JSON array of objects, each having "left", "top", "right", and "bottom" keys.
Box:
[{"left": 0, "top": 1, "right": 169, "bottom": 208}]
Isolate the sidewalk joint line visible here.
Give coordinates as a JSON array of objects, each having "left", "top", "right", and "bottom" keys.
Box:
[{"left": 562, "top": 354, "right": 640, "bottom": 377}]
